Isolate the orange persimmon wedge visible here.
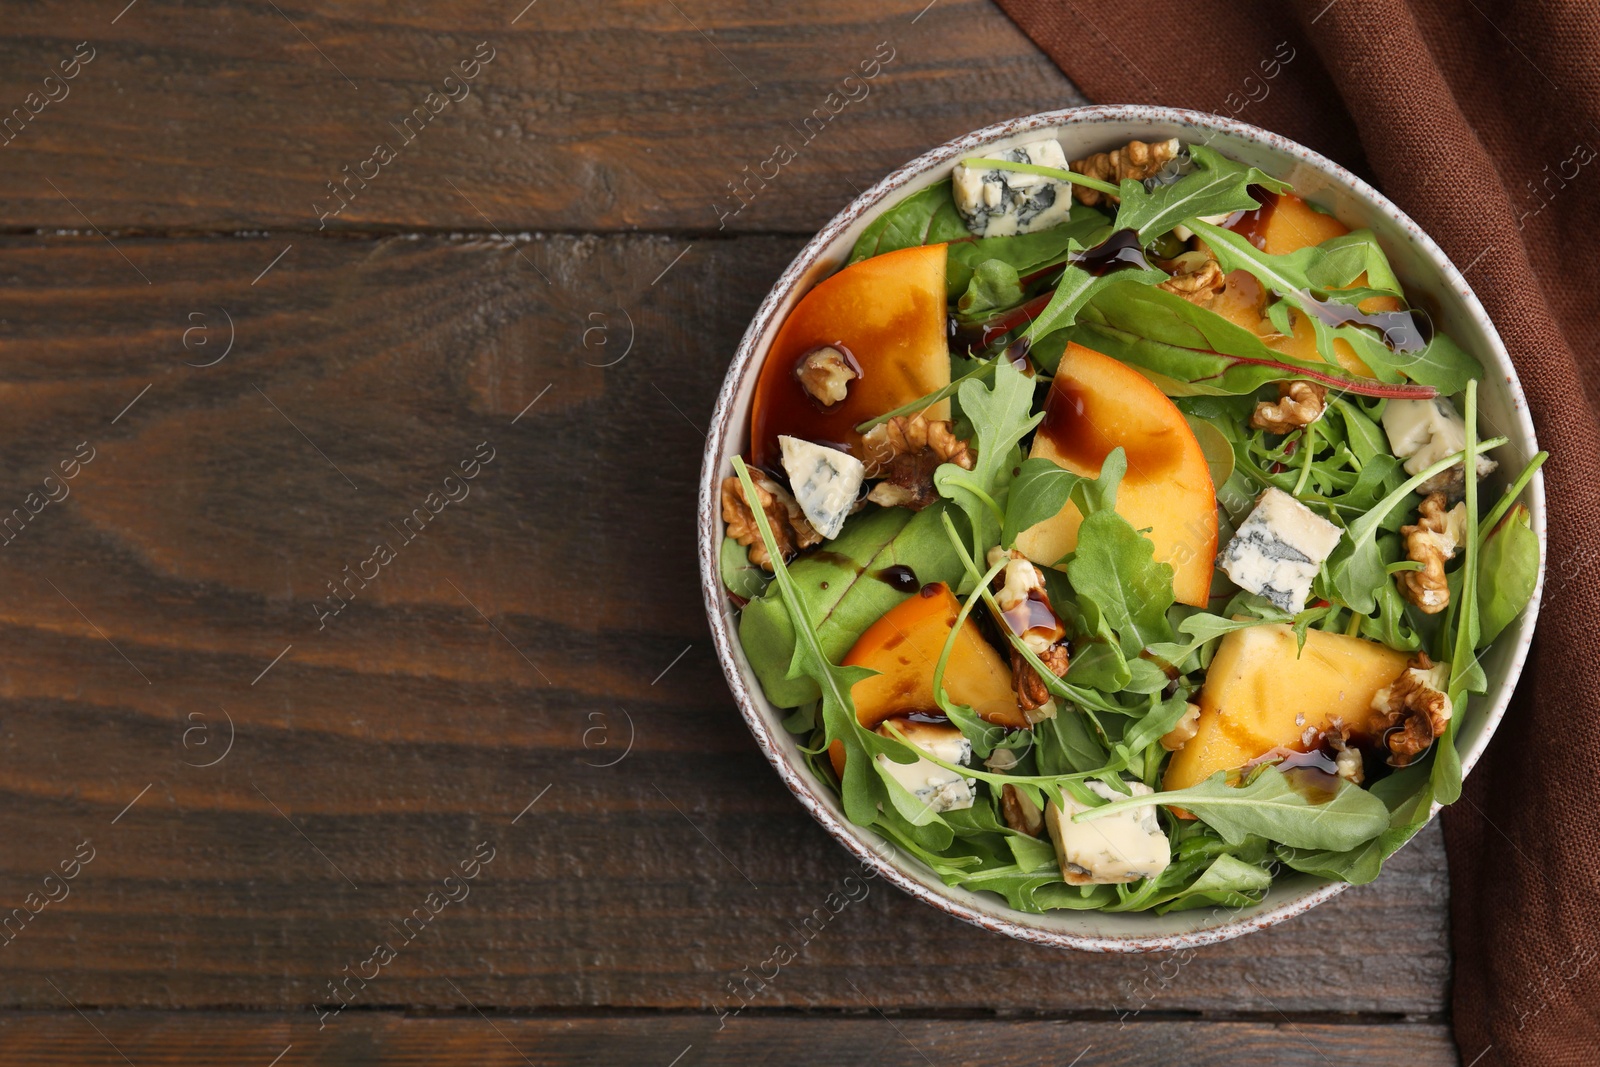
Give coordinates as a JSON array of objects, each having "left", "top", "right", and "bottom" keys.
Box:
[{"left": 1015, "top": 342, "right": 1217, "bottom": 607}]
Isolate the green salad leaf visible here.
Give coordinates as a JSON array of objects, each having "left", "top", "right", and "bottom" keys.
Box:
[
  {"left": 848, "top": 183, "right": 969, "bottom": 264},
  {"left": 1078, "top": 765, "right": 1391, "bottom": 851},
  {"left": 1112, "top": 143, "right": 1288, "bottom": 242},
  {"left": 738, "top": 504, "right": 965, "bottom": 707},
  {"left": 1186, "top": 218, "right": 1483, "bottom": 392},
  {"left": 719, "top": 536, "right": 770, "bottom": 600},
  {"left": 1276, "top": 763, "right": 1435, "bottom": 884},
  {"left": 956, "top": 259, "right": 1024, "bottom": 321},
  {"left": 945, "top": 203, "right": 1110, "bottom": 296},
  {"left": 1325, "top": 432, "right": 1509, "bottom": 614},
  {"left": 1072, "top": 282, "right": 1438, "bottom": 398},
  {"left": 730, "top": 459, "right": 883, "bottom": 830},
  {"left": 1001, "top": 458, "right": 1084, "bottom": 548},
  {"left": 1433, "top": 380, "right": 1486, "bottom": 805},
  {"left": 933, "top": 356, "right": 1041, "bottom": 568},
  {"left": 1477, "top": 503, "right": 1539, "bottom": 648},
  {"left": 1065, "top": 509, "right": 1176, "bottom": 657}
]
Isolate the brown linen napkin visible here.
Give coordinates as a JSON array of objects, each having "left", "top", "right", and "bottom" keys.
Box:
[{"left": 994, "top": 1, "right": 1600, "bottom": 1062}]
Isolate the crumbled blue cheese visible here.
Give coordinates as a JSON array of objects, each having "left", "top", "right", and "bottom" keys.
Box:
[
  {"left": 1045, "top": 779, "right": 1170, "bottom": 884},
  {"left": 779, "top": 435, "right": 864, "bottom": 540},
  {"left": 951, "top": 138, "right": 1074, "bottom": 238},
  {"left": 876, "top": 721, "right": 975, "bottom": 814},
  {"left": 1381, "top": 398, "right": 1497, "bottom": 493},
  {"left": 1219, "top": 487, "right": 1343, "bottom": 613}
]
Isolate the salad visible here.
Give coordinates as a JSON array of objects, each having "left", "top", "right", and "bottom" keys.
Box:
[{"left": 716, "top": 135, "right": 1543, "bottom": 915}]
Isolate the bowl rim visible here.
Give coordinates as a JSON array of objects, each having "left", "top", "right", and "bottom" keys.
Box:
[{"left": 696, "top": 104, "right": 1545, "bottom": 952}]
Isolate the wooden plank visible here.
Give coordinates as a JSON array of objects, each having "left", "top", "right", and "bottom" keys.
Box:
[
  {"left": 0, "top": 0, "right": 1082, "bottom": 233},
  {"left": 0, "top": 233, "right": 1447, "bottom": 1015},
  {"left": 0, "top": 1013, "right": 1459, "bottom": 1066}
]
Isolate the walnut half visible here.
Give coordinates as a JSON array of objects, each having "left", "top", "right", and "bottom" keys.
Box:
[
  {"left": 1159, "top": 703, "right": 1202, "bottom": 752},
  {"left": 1001, "top": 784, "right": 1045, "bottom": 837},
  {"left": 1070, "top": 138, "right": 1180, "bottom": 207},
  {"left": 862, "top": 414, "right": 974, "bottom": 511},
  {"left": 1397, "top": 492, "right": 1466, "bottom": 614},
  {"left": 721, "top": 470, "right": 821, "bottom": 571},
  {"left": 1371, "top": 653, "right": 1453, "bottom": 767},
  {"left": 796, "top": 346, "right": 857, "bottom": 407},
  {"left": 1158, "top": 250, "right": 1225, "bottom": 306},
  {"left": 1251, "top": 380, "right": 1327, "bottom": 434}
]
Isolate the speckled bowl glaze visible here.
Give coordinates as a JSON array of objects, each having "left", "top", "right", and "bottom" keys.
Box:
[{"left": 698, "top": 105, "right": 1545, "bottom": 952}]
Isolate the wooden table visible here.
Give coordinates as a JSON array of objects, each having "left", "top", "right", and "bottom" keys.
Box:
[{"left": 0, "top": 2, "right": 1458, "bottom": 1063}]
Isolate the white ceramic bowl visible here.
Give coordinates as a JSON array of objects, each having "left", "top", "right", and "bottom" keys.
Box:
[{"left": 697, "top": 105, "right": 1546, "bottom": 952}]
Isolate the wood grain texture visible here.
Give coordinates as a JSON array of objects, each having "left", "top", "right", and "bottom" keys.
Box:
[
  {"left": 0, "top": 0, "right": 1084, "bottom": 234},
  {"left": 0, "top": 1013, "right": 1461, "bottom": 1066},
  {"left": 0, "top": 233, "right": 1452, "bottom": 1016}
]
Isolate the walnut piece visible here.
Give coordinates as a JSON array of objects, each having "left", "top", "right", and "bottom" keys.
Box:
[
  {"left": 985, "top": 547, "right": 1069, "bottom": 712},
  {"left": 1070, "top": 137, "right": 1181, "bottom": 207},
  {"left": 1158, "top": 250, "right": 1225, "bottom": 306},
  {"left": 861, "top": 414, "right": 974, "bottom": 511},
  {"left": 1251, "top": 380, "right": 1328, "bottom": 433},
  {"left": 1011, "top": 642, "right": 1071, "bottom": 713},
  {"left": 1418, "top": 456, "right": 1499, "bottom": 501},
  {"left": 1159, "top": 703, "right": 1202, "bottom": 752},
  {"left": 721, "top": 470, "right": 821, "bottom": 572},
  {"left": 1000, "top": 783, "right": 1045, "bottom": 837},
  {"left": 1325, "top": 724, "right": 1364, "bottom": 784},
  {"left": 1371, "top": 653, "right": 1453, "bottom": 767},
  {"left": 1397, "top": 492, "right": 1466, "bottom": 614},
  {"left": 795, "top": 346, "right": 857, "bottom": 407}
]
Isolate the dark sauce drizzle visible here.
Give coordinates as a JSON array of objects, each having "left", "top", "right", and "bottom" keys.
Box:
[
  {"left": 1068, "top": 228, "right": 1151, "bottom": 276},
  {"left": 875, "top": 564, "right": 920, "bottom": 593}
]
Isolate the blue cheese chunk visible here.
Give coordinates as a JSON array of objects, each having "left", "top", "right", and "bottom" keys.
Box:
[
  {"left": 875, "top": 720, "right": 975, "bottom": 814},
  {"left": 779, "top": 435, "right": 864, "bottom": 540},
  {"left": 1381, "top": 397, "right": 1498, "bottom": 495},
  {"left": 1045, "top": 779, "right": 1170, "bottom": 885},
  {"left": 951, "top": 137, "right": 1074, "bottom": 238},
  {"left": 1220, "top": 487, "right": 1343, "bottom": 613}
]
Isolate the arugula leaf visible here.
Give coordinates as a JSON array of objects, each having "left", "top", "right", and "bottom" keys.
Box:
[
  {"left": 731, "top": 459, "right": 883, "bottom": 828},
  {"left": 1325, "top": 433, "right": 1509, "bottom": 613},
  {"left": 1158, "top": 853, "right": 1274, "bottom": 913},
  {"left": 1276, "top": 763, "right": 1434, "bottom": 884},
  {"left": 1331, "top": 398, "right": 1388, "bottom": 464},
  {"left": 1002, "top": 458, "right": 1084, "bottom": 548},
  {"left": 1358, "top": 535, "right": 1423, "bottom": 652},
  {"left": 1434, "top": 380, "right": 1485, "bottom": 804},
  {"left": 1477, "top": 503, "right": 1539, "bottom": 648},
  {"left": 1075, "top": 283, "right": 1440, "bottom": 399},
  {"left": 720, "top": 536, "right": 770, "bottom": 600},
  {"left": 956, "top": 259, "right": 1024, "bottom": 321},
  {"left": 1477, "top": 450, "right": 1548, "bottom": 543},
  {"left": 1077, "top": 765, "right": 1390, "bottom": 851},
  {"left": 1019, "top": 250, "right": 1167, "bottom": 345},
  {"left": 1112, "top": 143, "right": 1288, "bottom": 242},
  {"left": 1034, "top": 710, "right": 1110, "bottom": 774},
  {"left": 933, "top": 356, "right": 1041, "bottom": 565},
  {"left": 848, "top": 183, "right": 969, "bottom": 264},
  {"left": 945, "top": 204, "right": 1110, "bottom": 297},
  {"left": 1143, "top": 612, "right": 1273, "bottom": 672},
  {"left": 1065, "top": 510, "right": 1176, "bottom": 657},
  {"left": 1063, "top": 596, "right": 1133, "bottom": 692},
  {"left": 1072, "top": 283, "right": 1438, "bottom": 398},
  {"left": 739, "top": 504, "right": 965, "bottom": 707},
  {"left": 1185, "top": 414, "right": 1235, "bottom": 489},
  {"left": 1186, "top": 219, "right": 1483, "bottom": 392},
  {"left": 1120, "top": 692, "right": 1197, "bottom": 758},
  {"left": 1302, "top": 230, "right": 1403, "bottom": 294}
]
